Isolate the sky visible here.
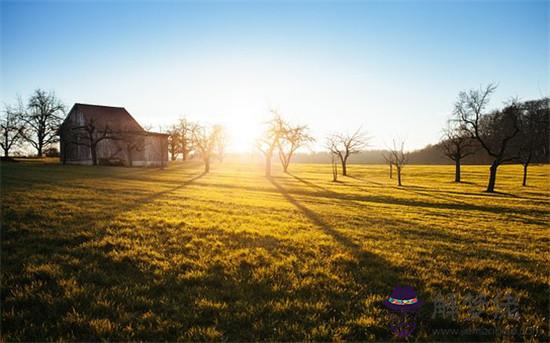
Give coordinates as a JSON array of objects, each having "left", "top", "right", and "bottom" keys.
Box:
[{"left": 1, "top": 0, "right": 548, "bottom": 152}]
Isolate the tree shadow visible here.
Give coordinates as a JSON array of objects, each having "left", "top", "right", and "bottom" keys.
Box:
[
  {"left": 130, "top": 171, "right": 207, "bottom": 205},
  {"left": 1, "top": 169, "right": 210, "bottom": 340},
  {"left": 190, "top": 180, "right": 547, "bottom": 220},
  {"left": 286, "top": 172, "right": 338, "bottom": 194},
  {"left": 347, "top": 175, "right": 385, "bottom": 187},
  {"left": 267, "top": 176, "right": 404, "bottom": 290}
]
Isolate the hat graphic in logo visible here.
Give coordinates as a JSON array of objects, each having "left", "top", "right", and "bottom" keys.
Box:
[{"left": 383, "top": 285, "right": 424, "bottom": 312}]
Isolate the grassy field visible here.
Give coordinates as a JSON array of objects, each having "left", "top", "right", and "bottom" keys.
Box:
[{"left": 1, "top": 159, "right": 548, "bottom": 341}]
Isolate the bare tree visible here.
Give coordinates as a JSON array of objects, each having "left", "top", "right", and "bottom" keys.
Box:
[
  {"left": 64, "top": 118, "right": 115, "bottom": 166},
  {"left": 326, "top": 128, "right": 368, "bottom": 176},
  {"left": 213, "top": 124, "right": 229, "bottom": 163},
  {"left": 257, "top": 111, "right": 285, "bottom": 177},
  {"left": 191, "top": 123, "right": 220, "bottom": 173},
  {"left": 21, "top": 89, "right": 65, "bottom": 157},
  {"left": 382, "top": 151, "right": 394, "bottom": 179},
  {"left": 455, "top": 84, "right": 521, "bottom": 192},
  {"left": 439, "top": 121, "right": 476, "bottom": 182},
  {"left": 166, "top": 124, "right": 181, "bottom": 161},
  {"left": 327, "top": 150, "right": 339, "bottom": 182},
  {"left": 389, "top": 139, "right": 407, "bottom": 186},
  {"left": 178, "top": 118, "right": 194, "bottom": 161},
  {"left": 278, "top": 124, "right": 314, "bottom": 173},
  {"left": 516, "top": 98, "right": 549, "bottom": 186},
  {"left": 120, "top": 133, "right": 146, "bottom": 167},
  {"left": 1, "top": 100, "right": 27, "bottom": 158}
]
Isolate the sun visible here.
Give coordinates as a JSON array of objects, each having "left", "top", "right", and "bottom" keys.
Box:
[{"left": 224, "top": 116, "right": 264, "bottom": 153}]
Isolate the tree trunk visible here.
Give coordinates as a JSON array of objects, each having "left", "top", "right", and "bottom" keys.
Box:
[
  {"left": 204, "top": 158, "right": 210, "bottom": 173},
  {"left": 454, "top": 158, "right": 461, "bottom": 182},
  {"left": 389, "top": 162, "right": 393, "bottom": 179},
  {"left": 37, "top": 145, "right": 43, "bottom": 157},
  {"left": 341, "top": 157, "right": 347, "bottom": 176},
  {"left": 486, "top": 162, "right": 499, "bottom": 192},
  {"left": 91, "top": 145, "right": 98, "bottom": 166},
  {"left": 3, "top": 148, "right": 8, "bottom": 157},
  {"left": 283, "top": 160, "right": 289, "bottom": 173},
  {"left": 127, "top": 147, "right": 133, "bottom": 167},
  {"left": 397, "top": 166, "right": 402, "bottom": 186},
  {"left": 331, "top": 156, "right": 338, "bottom": 182},
  {"left": 522, "top": 163, "right": 529, "bottom": 187}
]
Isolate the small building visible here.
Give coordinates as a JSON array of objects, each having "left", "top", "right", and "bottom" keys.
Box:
[{"left": 59, "top": 103, "right": 168, "bottom": 167}]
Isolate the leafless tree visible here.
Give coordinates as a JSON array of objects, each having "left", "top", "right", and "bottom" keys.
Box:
[
  {"left": 213, "top": 124, "right": 229, "bottom": 162},
  {"left": 21, "top": 89, "right": 65, "bottom": 157},
  {"left": 257, "top": 111, "right": 286, "bottom": 177},
  {"left": 166, "top": 124, "right": 181, "bottom": 161},
  {"left": 120, "top": 132, "right": 146, "bottom": 167},
  {"left": 455, "top": 84, "right": 521, "bottom": 192},
  {"left": 516, "top": 98, "right": 549, "bottom": 186},
  {"left": 326, "top": 128, "right": 368, "bottom": 176},
  {"left": 178, "top": 118, "right": 194, "bottom": 161},
  {"left": 191, "top": 123, "right": 220, "bottom": 173},
  {"left": 1, "top": 100, "right": 27, "bottom": 157},
  {"left": 278, "top": 123, "right": 314, "bottom": 173},
  {"left": 64, "top": 118, "right": 115, "bottom": 166},
  {"left": 389, "top": 139, "right": 408, "bottom": 186},
  {"left": 329, "top": 151, "right": 339, "bottom": 182},
  {"left": 382, "top": 151, "right": 393, "bottom": 179},
  {"left": 439, "top": 121, "right": 476, "bottom": 182}
]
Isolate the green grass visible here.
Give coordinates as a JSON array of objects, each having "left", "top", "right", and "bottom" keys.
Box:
[{"left": 1, "top": 160, "right": 548, "bottom": 341}]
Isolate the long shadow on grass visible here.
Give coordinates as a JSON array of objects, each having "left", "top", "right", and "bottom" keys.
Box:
[
  {"left": 1, "top": 169, "right": 209, "bottom": 340},
  {"left": 203, "top": 180, "right": 542, "bottom": 216},
  {"left": 287, "top": 172, "right": 335, "bottom": 193},
  {"left": 268, "top": 177, "right": 403, "bottom": 291}
]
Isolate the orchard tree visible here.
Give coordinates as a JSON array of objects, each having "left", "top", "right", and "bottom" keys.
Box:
[
  {"left": 278, "top": 123, "right": 314, "bottom": 173},
  {"left": 455, "top": 84, "right": 521, "bottom": 192},
  {"left": 439, "top": 121, "right": 476, "bottom": 182},
  {"left": 178, "top": 117, "right": 194, "bottom": 161},
  {"left": 389, "top": 139, "right": 408, "bottom": 186},
  {"left": 213, "top": 124, "right": 229, "bottom": 162},
  {"left": 0, "top": 100, "right": 27, "bottom": 157},
  {"left": 257, "top": 111, "right": 285, "bottom": 177},
  {"left": 166, "top": 124, "right": 181, "bottom": 161},
  {"left": 62, "top": 118, "right": 116, "bottom": 166},
  {"left": 382, "top": 151, "right": 394, "bottom": 179},
  {"left": 22, "top": 89, "right": 65, "bottom": 156},
  {"left": 326, "top": 128, "right": 368, "bottom": 176},
  {"left": 325, "top": 143, "right": 339, "bottom": 182},
  {"left": 120, "top": 132, "right": 146, "bottom": 167},
  {"left": 191, "top": 123, "right": 221, "bottom": 173},
  {"left": 516, "top": 98, "right": 549, "bottom": 186}
]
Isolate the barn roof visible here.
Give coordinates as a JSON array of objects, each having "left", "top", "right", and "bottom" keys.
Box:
[{"left": 67, "top": 103, "right": 145, "bottom": 133}]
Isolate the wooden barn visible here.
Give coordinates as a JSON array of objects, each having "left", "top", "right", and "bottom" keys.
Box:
[{"left": 59, "top": 103, "right": 168, "bottom": 167}]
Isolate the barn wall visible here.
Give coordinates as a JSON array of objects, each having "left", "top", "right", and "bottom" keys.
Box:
[
  {"left": 132, "top": 135, "right": 168, "bottom": 167},
  {"left": 60, "top": 105, "right": 168, "bottom": 167},
  {"left": 60, "top": 107, "right": 92, "bottom": 163}
]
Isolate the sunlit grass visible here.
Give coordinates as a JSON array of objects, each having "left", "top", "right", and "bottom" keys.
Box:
[{"left": 1, "top": 160, "right": 548, "bottom": 341}]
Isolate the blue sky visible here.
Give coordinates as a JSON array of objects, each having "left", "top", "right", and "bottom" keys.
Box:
[{"left": 1, "top": 0, "right": 548, "bottom": 152}]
